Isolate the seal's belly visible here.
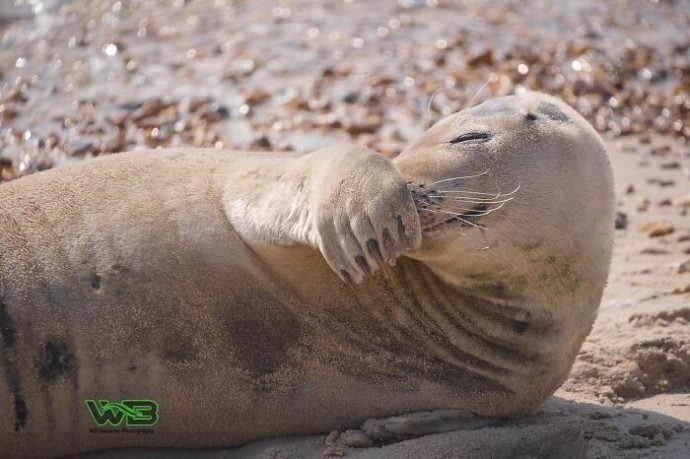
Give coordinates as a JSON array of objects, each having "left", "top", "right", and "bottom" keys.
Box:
[
  {"left": 0, "top": 206, "right": 522, "bottom": 449},
  {"left": 0, "top": 156, "right": 560, "bottom": 453}
]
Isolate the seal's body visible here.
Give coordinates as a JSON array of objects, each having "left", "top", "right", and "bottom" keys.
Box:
[{"left": 0, "top": 92, "right": 615, "bottom": 458}]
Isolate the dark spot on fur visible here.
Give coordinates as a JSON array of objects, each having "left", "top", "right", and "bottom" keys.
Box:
[
  {"left": 0, "top": 297, "right": 28, "bottom": 430},
  {"left": 486, "top": 282, "right": 508, "bottom": 297},
  {"left": 162, "top": 333, "right": 197, "bottom": 364},
  {"left": 538, "top": 102, "right": 571, "bottom": 123},
  {"left": 396, "top": 215, "right": 408, "bottom": 244},
  {"left": 512, "top": 320, "right": 529, "bottom": 334},
  {"left": 128, "top": 365, "right": 137, "bottom": 371},
  {"left": 526, "top": 112, "right": 537, "bottom": 121},
  {"left": 0, "top": 297, "right": 17, "bottom": 347},
  {"left": 90, "top": 274, "right": 101, "bottom": 290},
  {"left": 39, "top": 341, "right": 75, "bottom": 382},
  {"left": 226, "top": 302, "right": 302, "bottom": 385},
  {"left": 13, "top": 394, "right": 27, "bottom": 431}
]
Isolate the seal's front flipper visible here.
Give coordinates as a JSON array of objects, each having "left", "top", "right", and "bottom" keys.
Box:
[
  {"left": 222, "top": 144, "right": 421, "bottom": 284},
  {"left": 305, "top": 145, "right": 421, "bottom": 284},
  {"left": 337, "top": 410, "right": 498, "bottom": 447}
]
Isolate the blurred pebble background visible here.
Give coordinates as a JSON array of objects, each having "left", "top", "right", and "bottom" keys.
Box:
[{"left": 0, "top": 0, "right": 688, "bottom": 181}]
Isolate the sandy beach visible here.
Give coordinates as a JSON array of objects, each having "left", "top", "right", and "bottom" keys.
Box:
[{"left": 1, "top": 1, "right": 688, "bottom": 458}]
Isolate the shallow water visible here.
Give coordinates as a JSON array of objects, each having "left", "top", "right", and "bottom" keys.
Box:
[{"left": 0, "top": 0, "right": 688, "bottom": 179}]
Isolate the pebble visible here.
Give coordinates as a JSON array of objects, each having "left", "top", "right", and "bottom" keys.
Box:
[
  {"left": 131, "top": 99, "right": 169, "bottom": 122},
  {"left": 650, "top": 145, "right": 672, "bottom": 157},
  {"left": 659, "top": 161, "right": 680, "bottom": 169},
  {"left": 615, "top": 211, "right": 628, "bottom": 230},
  {"left": 67, "top": 137, "right": 96, "bottom": 156},
  {"left": 342, "top": 117, "right": 383, "bottom": 136},
  {"left": 671, "top": 285, "right": 690, "bottom": 295},
  {"left": 640, "top": 219, "right": 675, "bottom": 238},
  {"left": 646, "top": 178, "right": 676, "bottom": 187},
  {"left": 641, "top": 247, "right": 669, "bottom": 255},
  {"left": 243, "top": 89, "right": 272, "bottom": 105},
  {"left": 0, "top": 158, "right": 19, "bottom": 182},
  {"left": 324, "top": 430, "right": 340, "bottom": 446},
  {"left": 671, "top": 194, "right": 690, "bottom": 213},
  {"left": 582, "top": 421, "right": 622, "bottom": 441},
  {"left": 677, "top": 260, "right": 690, "bottom": 274},
  {"left": 322, "top": 446, "right": 346, "bottom": 457},
  {"left": 0, "top": 104, "right": 19, "bottom": 125}
]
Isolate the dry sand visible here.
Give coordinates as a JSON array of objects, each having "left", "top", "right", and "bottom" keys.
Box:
[{"left": 1, "top": 1, "right": 689, "bottom": 458}]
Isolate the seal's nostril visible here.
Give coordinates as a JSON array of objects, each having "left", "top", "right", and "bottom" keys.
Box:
[{"left": 526, "top": 113, "right": 538, "bottom": 121}]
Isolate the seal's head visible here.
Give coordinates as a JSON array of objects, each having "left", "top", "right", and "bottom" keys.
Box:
[{"left": 393, "top": 92, "right": 615, "bottom": 397}]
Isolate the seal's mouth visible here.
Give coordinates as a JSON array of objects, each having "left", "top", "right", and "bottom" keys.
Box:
[
  {"left": 420, "top": 202, "right": 489, "bottom": 234},
  {"left": 422, "top": 219, "right": 459, "bottom": 234},
  {"left": 407, "top": 175, "right": 518, "bottom": 235}
]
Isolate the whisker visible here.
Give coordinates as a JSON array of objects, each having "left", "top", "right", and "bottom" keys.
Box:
[
  {"left": 423, "top": 90, "right": 437, "bottom": 131},
  {"left": 473, "top": 202, "right": 505, "bottom": 217},
  {"left": 453, "top": 79, "right": 489, "bottom": 126},
  {"left": 418, "top": 200, "right": 507, "bottom": 218},
  {"left": 430, "top": 190, "right": 502, "bottom": 199},
  {"left": 420, "top": 203, "right": 481, "bottom": 214},
  {"left": 423, "top": 169, "right": 491, "bottom": 186},
  {"left": 434, "top": 183, "right": 520, "bottom": 198},
  {"left": 476, "top": 200, "right": 507, "bottom": 216},
  {"left": 417, "top": 202, "right": 508, "bottom": 215},
  {"left": 466, "top": 79, "right": 490, "bottom": 111},
  {"left": 417, "top": 207, "right": 487, "bottom": 230},
  {"left": 423, "top": 195, "right": 514, "bottom": 205}
]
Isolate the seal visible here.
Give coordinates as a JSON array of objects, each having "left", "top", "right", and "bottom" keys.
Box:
[{"left": 0, "top": 92, "right": 614, "bottom": 458}]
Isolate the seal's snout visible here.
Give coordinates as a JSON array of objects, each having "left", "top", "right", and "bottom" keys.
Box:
[{"left": 407, "top": 170, "right": 515, "bottom": 236}]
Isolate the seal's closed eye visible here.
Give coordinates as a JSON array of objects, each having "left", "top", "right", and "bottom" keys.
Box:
[{"left": 449, "top": 132, "right": 491, "bottom": 144}]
